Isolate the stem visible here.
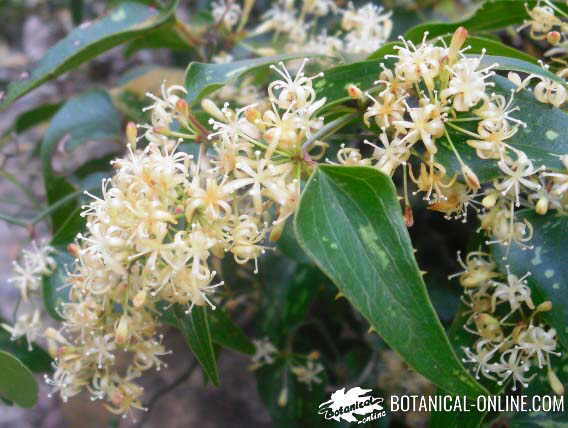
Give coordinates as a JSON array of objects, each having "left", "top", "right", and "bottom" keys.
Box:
[
  {"left": 444, "top": 127, "right": 466, "bottom": 167},
  {"left": 0, "top": 168, "right": 40, "bottom": 208},
  {"left": 140, "top": 360, "right": 199, "bottom": 425},
  {"left": 446, "top": 122, "right": 480, "bottom": 139},
  {"left": 302, "top": 113, "right": 357, "bottom": 152},
  {"left": 0, "top": 211, "right": 28, "bottom": 227}
]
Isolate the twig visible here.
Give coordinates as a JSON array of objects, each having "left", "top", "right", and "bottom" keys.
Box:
[{"left": 138, "top": 359, "right": 199, "bottom": 426}]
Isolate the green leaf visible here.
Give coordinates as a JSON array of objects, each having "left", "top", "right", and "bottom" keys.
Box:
[
  {"left": 0, "top": 351, "right": 38, "bottom": 408},
  {"left": 184, "top": 54, "right": 315, "bottom": 105},
  {"left": 41, "top": 89, "right": 120, "bottom": 232},
  {"left": 42, "top": 247, "right": 74, "bottom": 321},
  {"left": 439, "top": 75, "right": 568, "bottom": 183},
  {"left": 0, "top": 1, "right": 178, "bottom": 110},
  {"left": 13, "top": 103, "right": 62, "bottom": 134},
  {"left": 208, "top": 309, "right": 254, "bottom": 355},
  {"left": 260, "top": 255, "right": 322, "bottom": 346},
  {"left": 0, "top": 327, "right": 52, "bottom": 373},
  {"left": 313, "top": 59, "right": 395, "bottom": 108},
  {"left": 482, "top": 55, "right": 565, "bottom": 86},
  {"left": 174, "top": 305, "right": 220, "bottom": 386},
  {"left": 430, "top": 304, "right": 504, "bottom": 427},
  {"left": 492, "top": 211, "right": 568, "bottom": 352},
  {"left": 294, "top": 165, "right": 488, "bottom": 398},
  {"left": 255, "top": 356, "right": 326, "bottom": 428},
  {"left": 403, "top": 0, "right": 566, "bottom": 43}
]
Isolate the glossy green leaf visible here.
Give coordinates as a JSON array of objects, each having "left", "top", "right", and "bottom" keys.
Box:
[
  {"left": 0, "top": 351, "right": 38, "bottom": 408},
  {"left": 42, "top": 247, "right": 75, "bottom": 321},
  {"left": 482, "top": 55, "right": 565, "bottom": 86},
  {"left": 41, "top": 90, "right": 120, "bottom": 232},
  {"left": 492, "top": 211, "right": 568, "bottom": 351},
  {"left": 0, "top": 327, "right": 52, "bottom": 373},
  {"left": 313, "top": 59, "right": 394, "bottom": 108},
  {"left": 184, "top": 54, "right": 314, "bottom": 104},
  {"left": 13, "top": 103, "right": 61, "bottom": 134},
  {"left": 403, "top": 0, "right": 567, "bottom": 43},
  {"left": 0, "top": 1, "right": 178, "bottom": 110},
  {"left": 430, "top": 304, "right": 505, "bottom": 427},
  {"left": 294, "top": 165, "right": 487, "bottom": 398},
  {"left": 260, "top": 257, "right": 322, "bottom": 346},
  {"left": 208, "top": 309, "right": 254, "bottom": 355},
  {"left": 439, "top": 75, "right": 568, "bottom": 183},
  {"left": 174, "top": 305, "right": 220, "bottom": 386}
]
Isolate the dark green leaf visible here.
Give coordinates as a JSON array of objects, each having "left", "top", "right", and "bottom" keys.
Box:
[
  {"left": 0, "top": 327, "right": 52, "bottom": 373},
  {"left": 440, "top": 75, "right": 568, "bottom": 183},
  {"left": 174, "top": 305, "right": 220, "bottom": 386},
  {"left": 430, "top": 304, "right": 505, "bottom": 427},
  {"left": 184, "top": 54, "right": 315, "bottom": 104},
  {"left": 492, "top": 210, "right": 568, "bottom": 352},
  {"left": 0, "top": 1, "right": 178, "bottom": 110},
  {"left": 13, "top": 103, "right": 61, "bottom": 134},
  {"left": 403, "top": 0, "right": 566, "bottom": 43},
  {"left": 0, "top": 351, "right": 38, "bottom": 408},
  {"left": 294, "top": 165, "right": 487, "bottom": 398},
  {"left": 208, "top": 309, "right": 254, "bottom": 355},
  {"left": 41, "top": 89, "right": 120, "bottom": 232},
  {"left": 313, "top": 59, "right": 395, "bottom": 109},
  {"left": 260, "top": 257, "right": 322, "bottom": 346},
  {"left": 42, "top": 247, "right": 75, "bottom": 321}
]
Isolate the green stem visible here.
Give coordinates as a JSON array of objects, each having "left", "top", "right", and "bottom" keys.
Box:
[
  {"left": 446, "top": 122, "right": 480, "bottom": 139},
  {"left": 302, "top": 112, "right": 358, "bottom": 152}
]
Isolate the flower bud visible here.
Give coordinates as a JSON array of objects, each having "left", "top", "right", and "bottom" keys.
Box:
[
  {"left": 126, "top": 122, "right": 138, "bottom": 148},
  {"left": 201, "top": 98, "right": 226, "bottom": 122},
  {"left": 474, "top": 313, "right": 503, "bottom": 341},
  {"left": 482, "top": 192, "right": 498, "bottom": 209},
  {"left": 115, "top": 315, "right": 129, "bottom": 346},
  {"left": 404, "top": 205, "right": 414, "bottom": 227},
  {"left": 133, "top": 290, "right": 146, "bottom": 308},
  {"left": 462, "top": 165, "right": 480, "bottom": 190},
  {"left": 536, "top": 300, "right": 553, "bottom": 313},
  {"left": 548, "top": 368, "right": 565, "bottom": 396},
  {"left": 245, "top": 107, "right": 261, "bottom": 124},
  {"left": 175, "top": 98, "right": 189, "bottom": 119},
  {"left": 346, "top": 84, "right": 364, "bottom": 100},
  {"left": 278, "top": 386, "right": 288, "bottom": 407},
  {"left": 449, "top": 27, "right": 468, "bottom": 65},
  {"left": 308, "top": 351, "right": 321, "bottom": 360},
  {"left": 547, "top": 31, "right": 561, "bottom": 45},
  {"left": 535, "top": 197, "right": 549, "bottom": 215},
  {"left": 67, "top": 243, "right": 80, "bottom": 257}
]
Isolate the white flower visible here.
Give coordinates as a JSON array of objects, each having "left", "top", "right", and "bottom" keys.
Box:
[
  {"left": 251, "top": 338, "right": 278, "bottom": 366},
  {"left": 496, "top": 150, "right": 543, "bottom": 206},
  {"left": 1, "top": 309, "right": 42, "bottom": 351},
  {"left": 491, "top": 347, "right": 535, "bottom": 390},
  {"left": 517, "top": 325, "right": 561, "bottom": 369},
  {"left": 291, "top": 360, "right": 324, "bottom": 388}
]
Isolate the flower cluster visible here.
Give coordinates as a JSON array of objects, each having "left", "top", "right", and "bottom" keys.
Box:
[
  {"left": 250, "top": 337, "right": 325, "bottom": 401},
  {"left": 452, "top": 251, "right": 563, "bottom": 394},
  {"left": 2, "top": 241, "right": 55, "bottom": 350},
  {"left": 520, "top": 1, "right": 566, "bottom": 46},
  {"left": 334, "top": 28, "right": 568, "bottom": 251},
  {"left": 252, "top": 0, "right": 392, "bottom": 57},
  {"left": 43, "top": 60, "right": 327, "bottom": 416}
]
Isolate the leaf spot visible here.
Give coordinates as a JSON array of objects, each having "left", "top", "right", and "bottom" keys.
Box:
[
  {"left": 111, "top": 8, "right": 126, "bottom": 21},
  {"left": 531, "top": 246, "right": 542, "bottom": 266},
  {"left": 544, "top": 269, "right": 554, "bottom": 278},
  {"left": 545, "top": 130, "right": 559, "bottom": 140}
]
